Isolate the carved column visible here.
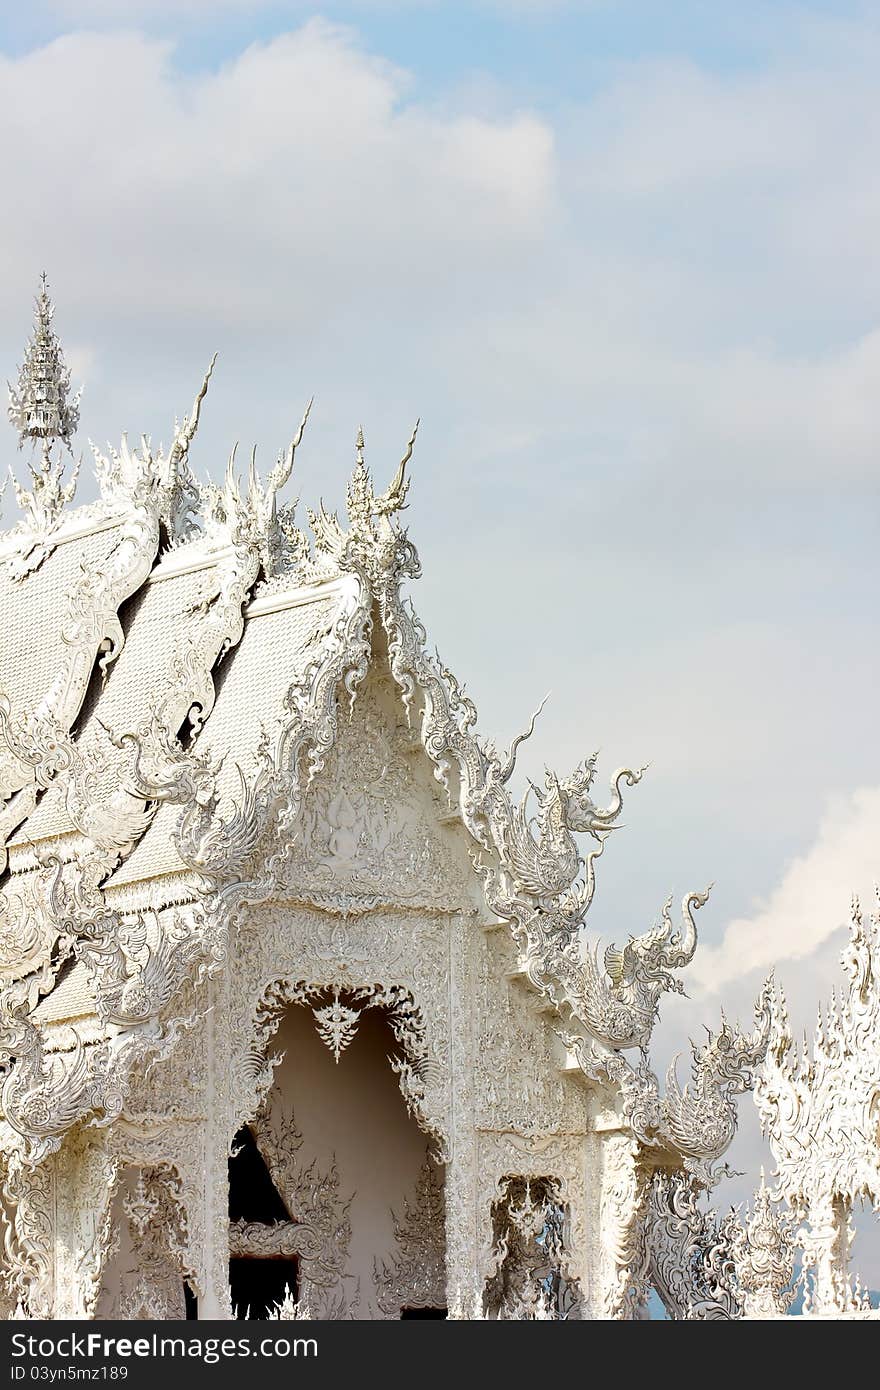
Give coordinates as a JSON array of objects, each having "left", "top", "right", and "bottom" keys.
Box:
[
  {"left": 804, "top": 1191, "right": 852, "bottom": 1315},
  {"left": 595, "top": 1129, "right": 649, "bottom": 1319},
  {"left": 1, "top": 1149, "right": 55, "bottom": 1316},
  {"left": 562, "top": 1138, "right": 596, "bottom": 1318},
  {"left": 53, "top": 1133, "right": 118, "bottom": 1318},
  {"left": 199, "top": 976, "right": 233, "bottom": 1319},
  {"left": 444, "top": 915, "right": 485, "bottom": 1319}
]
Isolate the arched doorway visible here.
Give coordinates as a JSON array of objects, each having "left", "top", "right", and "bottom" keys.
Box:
[{"left": 229, "top": 996, "right": 446, "bottom": 1319}]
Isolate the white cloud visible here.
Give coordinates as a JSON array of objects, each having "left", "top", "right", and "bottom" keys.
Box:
[
  {"left": 690, "top": 785, "right": 880, "bottom": 992},
  {"left": 0, "top": 23, "right": 555, "bottom": 330},
  {"left": 3, "top": 14, "right": 879, "bottom": 494}
]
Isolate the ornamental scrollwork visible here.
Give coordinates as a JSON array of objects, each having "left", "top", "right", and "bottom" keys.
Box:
[
  {"left": 251, "top": 977, "right": 445, "bottom": 1156},
  {"left": 645, "top": 1167, "right": 798, "bottom": 1320}
]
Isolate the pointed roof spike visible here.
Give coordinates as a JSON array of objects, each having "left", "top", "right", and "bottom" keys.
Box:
[
  {"left": 168, "top": 353, "right": 217, "bottom": 469},
  {"left": 265, "top": 396, "right": 313, "bottom": 504},
  {"left": 497, "top": 690, "right": 551, "bottom": 784},
  {"left": 378, "top": 417, "right": 420, "bottom": 514},
  {"left": 5, "top": 277, "right": 85, "bottom": 547}
]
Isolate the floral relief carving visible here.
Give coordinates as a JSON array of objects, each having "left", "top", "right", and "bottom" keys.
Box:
[
  {"left": 100, "top": 1166, "right": 192, "bottom": 1320},
  {"left": 275, "top": 675, "right": 475, "bottom": 915}
]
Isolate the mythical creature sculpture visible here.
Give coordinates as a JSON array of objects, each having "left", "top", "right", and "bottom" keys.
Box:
[
  {"left": 657, "top": 982, "right": 773, "bottom": 1182},
  {"left": 645, "top": 1169, "right": 740, "bottom": 1319},
  {"left": 645, "top": 1166, "right": 796, "bottom": 1320}
]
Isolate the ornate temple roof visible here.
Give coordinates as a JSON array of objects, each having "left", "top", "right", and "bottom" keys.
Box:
[{"left": 0, "top": 280, "right": 770, "bottom": 1199}]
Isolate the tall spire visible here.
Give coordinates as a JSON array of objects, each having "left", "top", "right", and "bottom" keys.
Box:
[
  {"left": 5, "top": 276, "right": 82, "bottom": 575},
  {"left": 8, "top": 273, "right": 81, "bottom": 457}
]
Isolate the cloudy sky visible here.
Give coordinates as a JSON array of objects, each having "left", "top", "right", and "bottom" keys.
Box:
[{"left": 2, "top": 2, "right": 879, "bottom": 1279}]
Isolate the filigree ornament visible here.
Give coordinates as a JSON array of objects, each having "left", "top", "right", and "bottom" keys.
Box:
[
  {"left": 729, "top": 1174, "right": 797, "bottom": 1319},
  {"left": 312, "top": 991, "right": 361, "bottom": 1062},
  {"left": 644, "top": 1170, "right": 739, "bottom": 1319},
  {"left": 236, "top": 1096, "right": 359, "bottom": 1319},
  {"left": 483, "top": 1176, "right": 581, "bottom": 1320},
  {"left": 0, "top": 332, "right": 814, "bottom": 1323},
  {"left": 109, "top": 1166, "right": 192, "bottom": 1320},
  {"left": 644, "top": 1167, "right": 799, "bottom": 1321}
]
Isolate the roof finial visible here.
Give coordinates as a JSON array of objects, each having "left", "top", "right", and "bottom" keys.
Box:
[
  {"left": 356, "top": 426, "right": 365, "bottom": 468},
  {"left": 5, "top": 277, "right": 83, "bottom": 571},
  {"left": 8, "top": 273, "right": 81, "bottom": 458}
]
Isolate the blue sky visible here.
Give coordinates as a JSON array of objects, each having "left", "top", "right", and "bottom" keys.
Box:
[
  {"left": 2, "top": 0, "right": 879, "bottom": 1282},
  {"left": 3, "top": 3, "right": 875, "bottom": 92}
]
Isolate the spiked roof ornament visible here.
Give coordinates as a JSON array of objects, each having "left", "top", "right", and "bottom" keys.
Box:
[
  {"left": 8, "top": 273, "right": 81, "bottom": 456},
  {"left": 344, "top": 420, "right": 419, "bottom": 534},
  {"left": 5, "top": 276, "right": 84, "bottom": 575}
]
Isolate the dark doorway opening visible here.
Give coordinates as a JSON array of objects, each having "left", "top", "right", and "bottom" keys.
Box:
[
  {"left": 228, "top": 1125, "right": 290, "bottom": 1223},
  {"left": 401, "top": 1307, "right": 447, "bottom": 1319},
  {"left": 229, "top": 1257, "right": 298, "bottom": 1320},
  {"left": 228, "top": 1124, "right": 298, "bottom": 1319}
]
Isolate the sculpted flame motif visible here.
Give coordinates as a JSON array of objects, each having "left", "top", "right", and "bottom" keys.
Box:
[{"left": 373, "top": 1155, "right": 446, "bottom": 1318}]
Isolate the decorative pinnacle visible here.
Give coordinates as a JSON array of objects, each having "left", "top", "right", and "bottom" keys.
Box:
[{"left": 8, "top": 274, "right": 81, "bottom": 457}]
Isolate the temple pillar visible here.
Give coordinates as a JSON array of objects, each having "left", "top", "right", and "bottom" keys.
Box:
[
  {"left": 1, "top": 1149, "right": 55, "bottom": 1317},
  {"left": 199, "top": 977, "right": 233, "bottom": 1320},
  {"left": 443, "top": 1129, "right": 494, "bottom": 1318},
  {"left": 594, "top": 1129, "right": 649, "bottom": 1319},
  {"left": 444, "top": 914, "right": 486, "bottom": 1319},
  {"left": 804, "top": 1191, "right": 851, "bottom": 1315},
  {"left": 53, "top": 1133, "right": 118, "bottom": 1318}
]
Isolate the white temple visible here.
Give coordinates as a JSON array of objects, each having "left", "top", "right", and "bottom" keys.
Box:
[{"left": 0, "top": 281, "right": 875, "bottom": 1320}]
